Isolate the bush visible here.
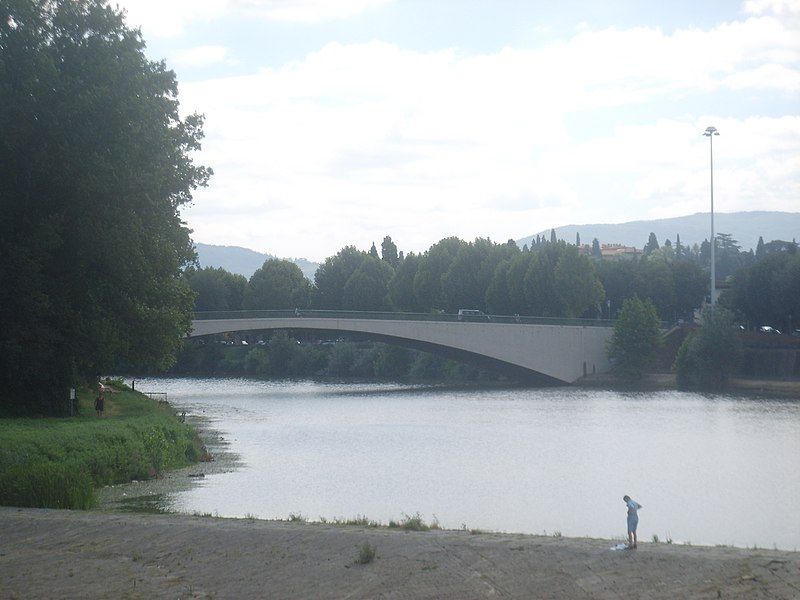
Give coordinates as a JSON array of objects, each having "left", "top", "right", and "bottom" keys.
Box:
[
  {"left": 356, "top": 541, "right": 376, "bottom": 564},
  {"left": 674, "top": 307, "right": 742, "bottom": 390}
]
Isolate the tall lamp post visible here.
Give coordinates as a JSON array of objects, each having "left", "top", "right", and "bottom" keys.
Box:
[{"left": 703, "top": 126, "right": 719, "bottom": 308}]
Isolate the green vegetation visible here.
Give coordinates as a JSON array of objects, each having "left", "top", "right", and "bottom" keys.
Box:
[
  {"left": 0, "top": 386, "right": 204, "bottom": 509},
  {"left": 388, "top": 513, "right": 440, "bottom": 532},
  {"left": 674, "top": 307, "right": 743, "bottom": 390},
  {"left": 355, "top": 541, "right": 377, "bottom": 564},
  {"left": 607, "top": 297, "right": 662, "bottom": 380},
  {"left": 1, "top": 0, "right": 211, "bottom": 415}
]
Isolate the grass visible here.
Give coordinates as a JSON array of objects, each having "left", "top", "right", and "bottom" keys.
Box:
[
  {"left": 388, "top": 512, "right": 438, "bottom": 532},
  {"left": 355, "top": 541, "right": 376, "bottom": 565},
  {"left": 0, "top": 385, "right": 205, "bottom": 510}
]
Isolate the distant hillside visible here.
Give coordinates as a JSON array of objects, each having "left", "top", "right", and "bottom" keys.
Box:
[
  {"left": 194, "top": 243, "right": 320, "bottom": 280},
  {"left": 517, "top": 211, "right": 800, "bottom": 251}
]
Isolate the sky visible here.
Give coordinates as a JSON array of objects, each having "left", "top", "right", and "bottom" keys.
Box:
[{"left": 115, "top": 0, "right": 800, "bottom": 261}]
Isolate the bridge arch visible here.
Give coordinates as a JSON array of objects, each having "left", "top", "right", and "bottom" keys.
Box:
[{"left": 190, "top": 311, "right": 613, "bottom": 384}]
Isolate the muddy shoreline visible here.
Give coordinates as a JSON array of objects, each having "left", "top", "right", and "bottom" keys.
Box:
[{"left": 1, "top": 507, "right": 798, "bottom": 599}]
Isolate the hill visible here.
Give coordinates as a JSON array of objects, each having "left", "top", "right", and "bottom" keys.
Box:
[
  {"left": 194, "top": 243, "right": 320, "bottom": 280},
  {"left": 518, "top": 211, "right": 800, "bottom": 251}
]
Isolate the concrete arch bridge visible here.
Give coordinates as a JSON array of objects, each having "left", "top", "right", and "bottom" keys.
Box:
[{"left": 190, "top": 310, "right": 615, "bottom": 385}]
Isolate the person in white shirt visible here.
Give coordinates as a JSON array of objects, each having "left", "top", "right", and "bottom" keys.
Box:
[{"left": 623, "top": 495, "right": 642, "bottom": 549}]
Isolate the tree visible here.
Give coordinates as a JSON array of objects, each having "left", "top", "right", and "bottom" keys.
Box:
[
  {"left": 0, "top": 0, "right": 211, "bottom": 414},
  {"left": 592, "top": 238, "right": 602, "bottom": 259},
  {"left": 413, "top": 237, "right": 466, "bottom": 310},
  {"left": 441, "top": 238, "right": 515, "bottom": 312},
  {"left": 243, "top": 259, "right": 311, "bottom": 310},
  {"left": 643, "top": 232, "right": 659, "bottom": 256},
  {"left": 675, "top": 234, "right": 684, "bottom": 259},
  {"left": 186, "top": 267, "right": 247, "bottom": 312},
  {"left": 313, "top": 246, "right": 366, "bottom": 309},
  {"left": 342, "top": 256, "right": 394, "bottom": 311},
  {"left": 756, "top": 236, "right": 765, "bottom": 258},
  {"left": 576, "top": 232, "right": 581, "bottom": 246},
  {"left": 672, "top": 260, "right": 707, "bottom": 321},
  {"left": 388, "top": 252, "right": 421, "bottom": 311},
  {"left": 553, "top": 246, "right": 604, "bottom": 318},
  {"left": 722, "top": 251, "right": 800, "bottom": 332},
  {"left": 550, "top": 229, "right": 557, "bottom": 244},
  {"left": 368, "top": 242, "right": 379, "bottom": 259},
  {"left": 381, "top": 236, "right": 399, "bottom": 266},
  {"left": 674, "top": 307, "right": 742, "bottom": 389},
  {"left": 607, "top": 297, "right": 661, "bottom": 379},
  {"left": 635, "top": 258, "right": 675, "bottom": 321},
  {"left": 524, "top": 242, "right": 565, "bottom": 316}
]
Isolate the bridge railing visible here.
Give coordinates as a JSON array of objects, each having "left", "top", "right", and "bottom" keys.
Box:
[{"left": 192, "top": 309, "right": 617, "bottom": 328}]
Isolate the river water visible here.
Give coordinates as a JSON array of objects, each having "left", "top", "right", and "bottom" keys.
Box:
[{"left": 107, "top": 377, "right": 800, "bottom": 550}]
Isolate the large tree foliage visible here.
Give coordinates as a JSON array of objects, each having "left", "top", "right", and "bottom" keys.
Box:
[
  {"left": 312, "top": 246, "right": 367, "bottom": 309},
  {"left": 0, "top": 0, "right": 211, "bottom": 414},
  {"left": 674, "top": 307, "right": 742, "bottom": 390},
  {"left": 721, "top": 250, "right": 800, "bottom": 332},
  {"left": 243, "top": 259, "right": 311, "bottom": 311},
  {"left": 342, "top": 256, "right": 394, "bottom": 311},
  {"left": 553, "top": 245, "right": 604, "bottom": 318},
  {"left": 186, "top": 267, "right": 246, "bottom": 312},
  {"left": 607, "top": 297, "right": 662, "bottom": 379}
]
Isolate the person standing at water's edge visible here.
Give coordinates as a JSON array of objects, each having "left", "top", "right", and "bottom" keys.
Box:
[{"left": 623, "top": 495, "right": 642, "bottom": 549}]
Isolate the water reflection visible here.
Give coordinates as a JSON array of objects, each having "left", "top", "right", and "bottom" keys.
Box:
[{"left": 103, "top": 378, "right": 800, "bottom": 550}]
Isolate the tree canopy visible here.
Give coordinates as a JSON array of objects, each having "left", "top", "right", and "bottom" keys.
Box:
[
  {"left": 674, "top": 307, "right": 742, "bottom": 390},
  {"left": 607, "top": 297, "right": 662, "bottom": 379},
  {"left": 0, "top": 0, "right": 211, "bottom": 414},
  {"left": 243, "top": 259, "right": 311, "bottom": 310}
]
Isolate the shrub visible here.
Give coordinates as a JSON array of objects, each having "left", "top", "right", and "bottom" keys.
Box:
[
  {"left": 674, "top": 306, "right": 742, "bottom": 390},
  {"left": 607, "top": 297, "right": 662, "bottom": 379},
  {"left": 355, "top": 541, "right": 376, "bottom": 564}
]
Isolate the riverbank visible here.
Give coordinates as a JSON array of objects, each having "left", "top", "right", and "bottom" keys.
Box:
[
  {"left": 0, "top": 384, "right": 205, "bottom": 510},
  {"left": 1, "top": 508, "right": 798, "bottom": 599}
]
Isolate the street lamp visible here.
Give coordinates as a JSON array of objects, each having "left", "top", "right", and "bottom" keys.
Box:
[{"left": 703, "top": 126, "right": 719, "bottom": 307}]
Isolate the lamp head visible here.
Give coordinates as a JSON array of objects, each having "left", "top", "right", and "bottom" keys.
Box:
[{"left": 703, "top": 126, "right": 719, "bottom": 136}]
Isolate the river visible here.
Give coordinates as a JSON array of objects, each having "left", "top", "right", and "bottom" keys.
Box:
[{"left": 101, "top": 377, "right": 800, "bottom": 550}]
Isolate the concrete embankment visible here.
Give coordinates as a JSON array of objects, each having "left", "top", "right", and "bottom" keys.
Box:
[{"left": 1, "top": 508, "right": 798, "bottom": 599}]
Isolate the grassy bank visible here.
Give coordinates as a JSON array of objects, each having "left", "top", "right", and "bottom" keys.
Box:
[{"left": 0, "top": 384, "right": 205, "bottom": 510}]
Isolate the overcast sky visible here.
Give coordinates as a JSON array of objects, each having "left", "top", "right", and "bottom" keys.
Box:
[{"left": 117, "top": 0, "right": 799, "bottom": 261}]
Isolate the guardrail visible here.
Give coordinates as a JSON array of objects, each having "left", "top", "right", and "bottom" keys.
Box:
[{"left": 192, "top": 309, "right": 618, "bottom": 328}]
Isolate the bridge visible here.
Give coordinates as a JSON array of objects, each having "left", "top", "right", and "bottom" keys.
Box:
[{"left": 190, "top": 310, "right": 614, "bottom": 384}]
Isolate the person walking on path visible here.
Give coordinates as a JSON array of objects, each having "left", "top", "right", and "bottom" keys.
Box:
[{"left": 623, "top": 495, "right": 642, "bottom": 549}]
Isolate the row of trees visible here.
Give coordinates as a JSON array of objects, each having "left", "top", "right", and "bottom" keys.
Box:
[{"left": 189, "top": 235, "right": 711, "bottom": 323}]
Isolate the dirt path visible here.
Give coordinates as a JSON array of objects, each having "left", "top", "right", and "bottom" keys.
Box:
[{"left": 1, "top": 508, "right": 798, "bottom": 599}]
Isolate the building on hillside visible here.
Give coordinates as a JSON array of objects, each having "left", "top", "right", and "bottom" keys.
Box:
[{"left": 600, "top": 244, "right": 641, "bottom": 260}]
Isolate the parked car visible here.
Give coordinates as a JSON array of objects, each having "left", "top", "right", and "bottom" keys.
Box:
[{"left": 758, "top": 325, "right": 782, "bottom": 335}]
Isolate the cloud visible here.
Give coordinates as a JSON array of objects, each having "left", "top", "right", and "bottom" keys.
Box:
[
  {"left": 172, "top": 45, "right": 235, "bottom": 68},
  {"left": 239, "top": 0, "right": 393, "bottom": 23},
  {"left": 116, "top": 0, "right": 392, "bottom": 38},
  {"left": 175, "top": 14, "right": 799, "bottom": 259},
  {"left": 117, "top": 0, "right": 229, "bottom": 38}
]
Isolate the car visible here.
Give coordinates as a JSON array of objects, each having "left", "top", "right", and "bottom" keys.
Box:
[
  {"left": 458, "top": 309, "right": 490, "bottom": 322},
  {"left": 758, "top": 325, "right": 782, "bottom": 335}
]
